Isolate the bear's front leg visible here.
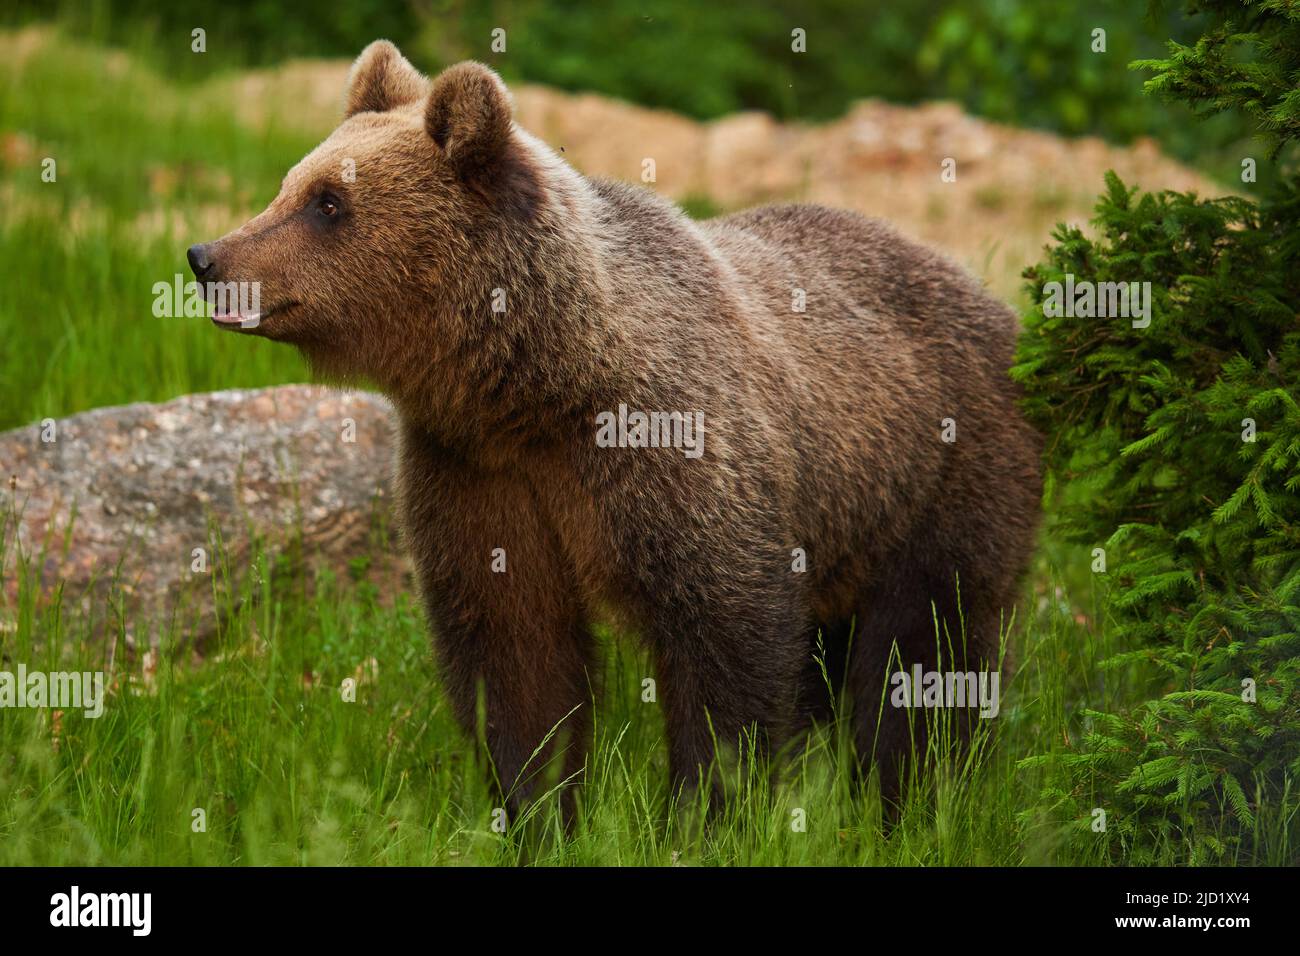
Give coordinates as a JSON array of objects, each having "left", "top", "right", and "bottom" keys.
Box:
[{"left": 397, "top": 428, "right": 594, "bottom": 825}]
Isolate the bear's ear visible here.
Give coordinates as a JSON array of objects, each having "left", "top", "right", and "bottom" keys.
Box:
[
  {"left": 345, "top": 40, "right": 427, "bottom": 117},
  {"left": 425, "top": 62, "right": 514, "bottom": 178}
]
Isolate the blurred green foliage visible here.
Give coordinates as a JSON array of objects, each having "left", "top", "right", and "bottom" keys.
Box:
[
  {"left": 0, "top": 0, "right": 1258, "bottom": 178},
  {"left": 0, "top": 32, "right": 314, "bottom": 429}
]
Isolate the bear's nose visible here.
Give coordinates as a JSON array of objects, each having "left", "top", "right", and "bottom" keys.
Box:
[{"left": 187, "top": 243, "right": 216, "bottom": 280}]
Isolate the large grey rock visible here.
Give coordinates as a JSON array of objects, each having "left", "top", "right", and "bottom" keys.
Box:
[{"left": 0, "top": 385, "right": 406, "bottom": 652}]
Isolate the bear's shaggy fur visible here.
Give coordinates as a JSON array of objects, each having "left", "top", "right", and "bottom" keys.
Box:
[{"left": 189, "top": 41, "right": 1042, "bottom": 814}]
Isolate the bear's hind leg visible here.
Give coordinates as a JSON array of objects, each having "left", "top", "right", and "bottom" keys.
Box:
[
  {"left": 844, "top": 544, "right": 1006, "bottom": 805},
  {"left": 645, "top": 567, "right": 810, "bottom": 804}
]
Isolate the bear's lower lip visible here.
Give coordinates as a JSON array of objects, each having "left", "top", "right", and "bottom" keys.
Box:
[{"left": 211, "top": 301, "right": 294, "bottom": 331}]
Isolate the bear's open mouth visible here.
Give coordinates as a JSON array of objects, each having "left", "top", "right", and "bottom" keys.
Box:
[{"left": 211, "top": 301, "right": 297, "bottom": 331}]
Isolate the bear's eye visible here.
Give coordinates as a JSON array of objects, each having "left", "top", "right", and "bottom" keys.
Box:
[{"left": 317, "top": 196, "right": 340, "bottom": 218}]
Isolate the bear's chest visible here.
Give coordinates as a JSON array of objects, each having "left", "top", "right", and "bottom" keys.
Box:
[{"left": 522, "top": 462, "right": 631, "bottom": 631}]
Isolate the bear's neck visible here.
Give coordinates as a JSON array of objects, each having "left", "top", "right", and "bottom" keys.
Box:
[{"left": 382, "top": 157, "right": 627, "bottom": 464}]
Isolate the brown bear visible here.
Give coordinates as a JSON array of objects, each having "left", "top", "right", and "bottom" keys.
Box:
[{"left": 187, "top": 40, "right": 1042, "bottom": 817}]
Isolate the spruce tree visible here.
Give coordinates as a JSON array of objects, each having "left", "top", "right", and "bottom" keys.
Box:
[{"left": 1013, "top": 0, "right": 1300, "bottom": 863}]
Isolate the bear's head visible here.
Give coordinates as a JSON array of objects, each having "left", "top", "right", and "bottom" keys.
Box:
[{"left": 187, "top": 41, "right": 548, "bottom": 391}]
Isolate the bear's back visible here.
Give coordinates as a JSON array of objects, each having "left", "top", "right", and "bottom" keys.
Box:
[
  {"left": 703, "top": 202, "right": 1018, "bottom": 357},
  {"left": 693, "top": 201, "right": 1034, "bottom": 583}
]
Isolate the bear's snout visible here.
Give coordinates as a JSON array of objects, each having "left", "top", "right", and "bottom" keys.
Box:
[{"left": 186, "top": 243, "right": 217, "bottom": 281}]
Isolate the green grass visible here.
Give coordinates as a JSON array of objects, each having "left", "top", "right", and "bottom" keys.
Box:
[
  {"left": 7, "top": 493, "right": 1292, "bottom": 865},
  {"left": 0, "top": 487, "right": 1124, "bottom": 865}
]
